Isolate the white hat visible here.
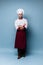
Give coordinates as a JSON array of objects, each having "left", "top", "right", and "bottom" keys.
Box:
[{"left": 16, "top": 8, "right": 24, "bottom": 15}]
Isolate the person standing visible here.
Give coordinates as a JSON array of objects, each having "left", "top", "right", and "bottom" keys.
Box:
[{"left": 14, "top": 8, "right": 28, "bottom": 59}]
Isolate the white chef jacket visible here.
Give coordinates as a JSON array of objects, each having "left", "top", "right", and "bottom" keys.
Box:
[{"left": 14, "top": 18, "right": 28, "bottom": 30}]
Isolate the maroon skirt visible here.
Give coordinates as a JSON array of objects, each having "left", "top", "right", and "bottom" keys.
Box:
[{"left": 14, "top": 28, "right": 26, "bottom": 49}]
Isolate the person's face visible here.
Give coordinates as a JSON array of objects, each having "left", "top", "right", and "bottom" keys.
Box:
[{"left": 18, "top": 13, "right": 23, "bottom": 19}]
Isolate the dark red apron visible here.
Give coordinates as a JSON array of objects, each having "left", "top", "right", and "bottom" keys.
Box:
[{"left": 14, "top": 28, "right": 26, "bottom": 49}]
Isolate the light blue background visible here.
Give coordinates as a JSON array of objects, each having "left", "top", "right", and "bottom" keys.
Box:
[{"left": 0, "top": 0, "right": 43, "bottom": 54}]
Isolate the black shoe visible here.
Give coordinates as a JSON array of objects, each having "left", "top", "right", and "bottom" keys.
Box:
[{"left": 17, "top": 55, "right": 22, "bottom": 59}]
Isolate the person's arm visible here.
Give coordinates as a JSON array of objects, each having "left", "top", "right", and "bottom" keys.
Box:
[
  {"left": 14, "top": 20, "right": 18, "bottom": 30},
  {"left": 18, "top": 19, "right": 28, "bottom": 30},
  {"left": 24, "top": 19, "right": 28, "bottom": 29}
]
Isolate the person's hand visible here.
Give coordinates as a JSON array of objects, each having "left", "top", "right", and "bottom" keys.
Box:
[
  {"left": 20, "top": 24, "right": 26, "bottom": 30},
  {"left": 20, "top": 26, "right": 24, "bottom": 30},
  {"left": 18, "top": 25, "right": 24, "bottom": 30},
  {"left": 23, "top": 24, "right": 26, "bottom": 27}
]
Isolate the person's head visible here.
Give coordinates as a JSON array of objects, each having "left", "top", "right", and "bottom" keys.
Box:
[
  {"left": 18, "top": 13, "right": 23, "bottom": 19},
  {"left": 17, "top": 8, "right": 24, "bottom": 19}
]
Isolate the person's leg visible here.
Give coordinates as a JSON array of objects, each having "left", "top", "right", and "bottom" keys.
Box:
[
  {"left": 17, "top": 48, "right": 26, "bottom": 59},
  {"left": 21, "top": 49, "right": 26, "bottom": 57},
  {"left": 18, "top": 48, "right": 22, "bottom": 59}
]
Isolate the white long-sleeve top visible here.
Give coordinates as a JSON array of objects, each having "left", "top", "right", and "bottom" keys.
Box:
[{"left": 14, "top": 18, "right": 28, "bottom": 30}]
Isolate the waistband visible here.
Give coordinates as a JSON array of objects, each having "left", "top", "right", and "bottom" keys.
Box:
[{"left": 17, "top": 28, "right": 26, "bottom": 31}]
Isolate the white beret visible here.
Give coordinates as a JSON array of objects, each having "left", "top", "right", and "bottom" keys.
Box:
[{"left": 16, "top": 8, "right": 24, "bottom": 14}]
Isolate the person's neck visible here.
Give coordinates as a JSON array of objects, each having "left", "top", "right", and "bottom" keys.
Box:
[{"left": 19, "top": 17, "right": 23, "bottom": 20}]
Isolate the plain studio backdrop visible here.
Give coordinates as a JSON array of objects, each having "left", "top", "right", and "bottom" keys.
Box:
[{"left": 0, "top": 0, "right": 43, "bottom": 56}]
